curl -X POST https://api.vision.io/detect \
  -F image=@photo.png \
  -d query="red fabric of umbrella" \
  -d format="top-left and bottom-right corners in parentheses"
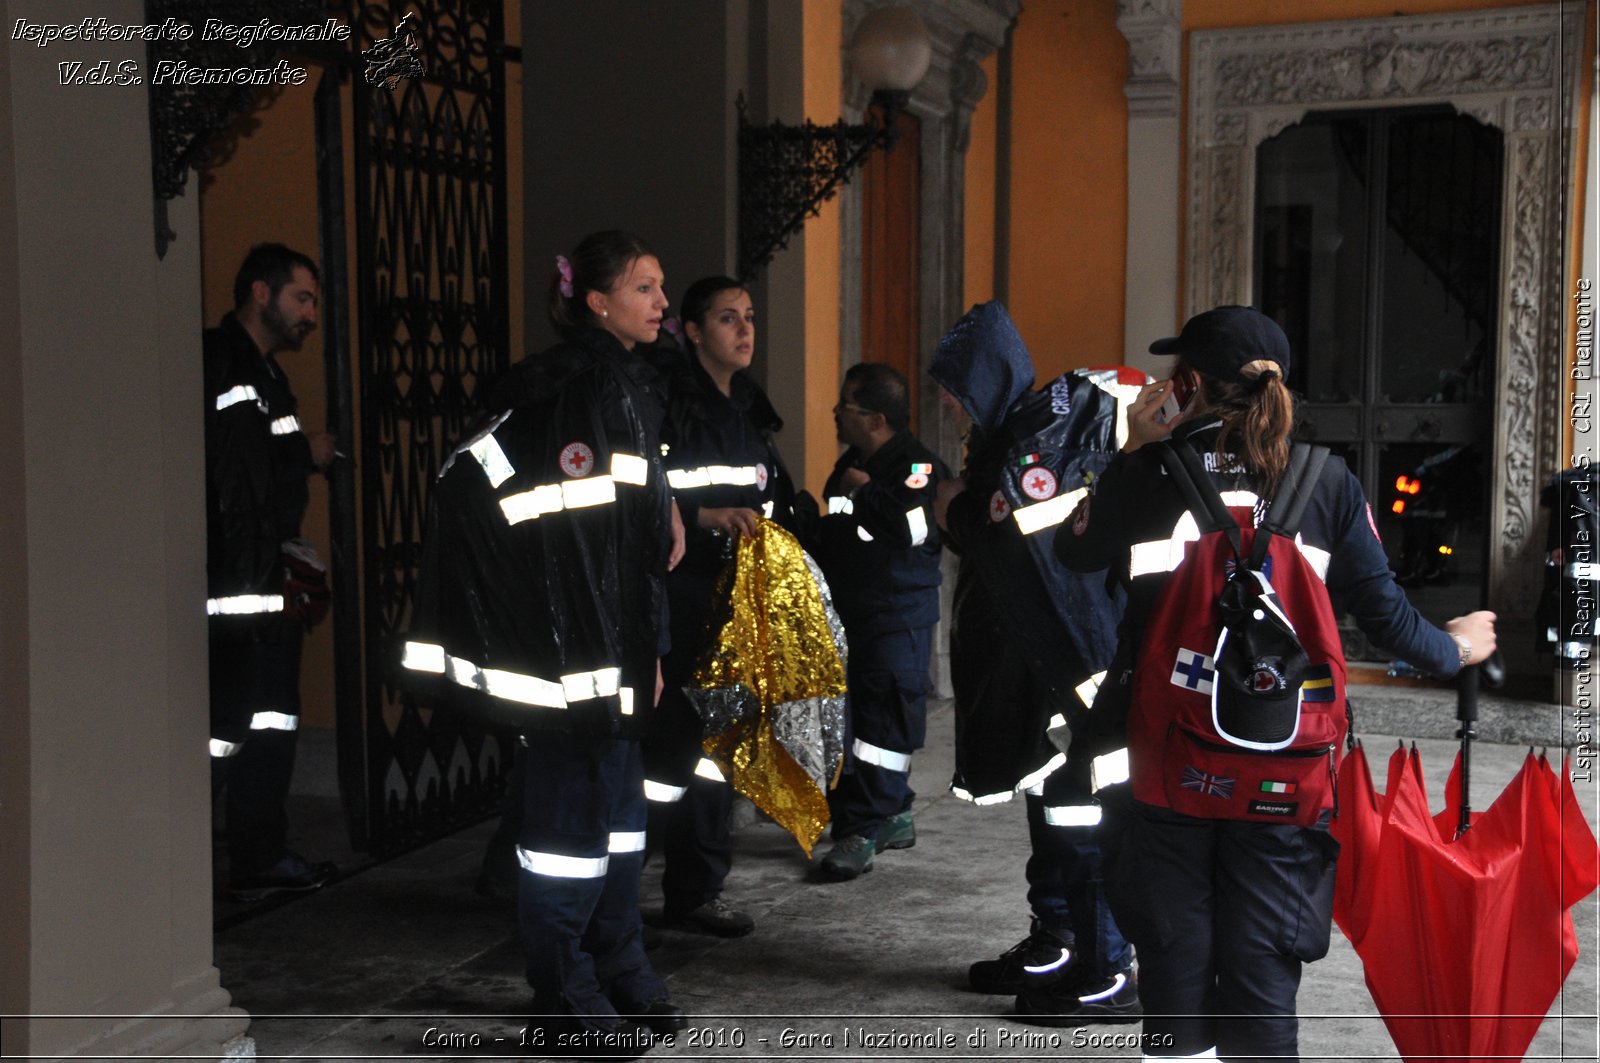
top-left (1332, 742), bottom-right (1599, 1063)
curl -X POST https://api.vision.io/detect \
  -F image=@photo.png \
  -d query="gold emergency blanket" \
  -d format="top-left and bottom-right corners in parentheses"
top-left (688, 520), bottom-right (848, 855)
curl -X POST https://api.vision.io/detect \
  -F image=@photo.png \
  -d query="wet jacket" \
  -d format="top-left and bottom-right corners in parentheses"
top-left (931, 313), bottom-right (1137, 793)
top-left (654, 348), bottom-right (796, 652)
top-left (402, 326), bottom-right (674, 738)
top-left (1054, 416), bottom-right (1461, 756)
top-left (815, 431), bottom-right (947, 639)
top-left (204, 313), bottom-right (315, 638)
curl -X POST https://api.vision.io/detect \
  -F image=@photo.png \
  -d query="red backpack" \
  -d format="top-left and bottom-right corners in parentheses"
top-left (1127, 441), bottom-right (1346, 827)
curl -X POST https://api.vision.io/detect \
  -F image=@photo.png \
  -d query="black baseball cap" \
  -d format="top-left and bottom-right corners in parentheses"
top-left (1148, 305), bottom-right (1290, 383)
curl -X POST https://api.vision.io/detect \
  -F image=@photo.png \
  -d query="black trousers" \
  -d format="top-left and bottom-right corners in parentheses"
top-left (210, 622), bottom-right (302, 877)
top-left (1098, 788), bottom-right (1339, 1063)
top-left (641, 660), bottom-right (732, 913)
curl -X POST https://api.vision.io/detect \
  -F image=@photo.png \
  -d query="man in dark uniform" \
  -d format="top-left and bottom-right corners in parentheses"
top-left (204, 243), bottom-right (337, 901)
top-left (811, 363), bottom-right (947, 880)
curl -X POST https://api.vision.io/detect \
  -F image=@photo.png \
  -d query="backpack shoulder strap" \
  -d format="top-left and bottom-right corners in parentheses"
top-left (1157, 439), bottom-right (1242, 557)
top-left (1248, 443), bottom-right (1331, 570)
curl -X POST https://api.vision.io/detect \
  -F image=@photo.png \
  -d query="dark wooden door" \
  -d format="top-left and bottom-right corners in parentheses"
top-left (860, 106), bottom-right (921, 428)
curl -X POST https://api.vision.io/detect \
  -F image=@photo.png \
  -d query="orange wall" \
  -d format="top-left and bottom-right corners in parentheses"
top-left (1004, 0), bottom-right (1129, 380)
top-left (964, 52), bottom-right (999, 310)
top-left (1184, 0), bottom-right (1552, 29)
top-left (803, 0), bottom-right (845, 493)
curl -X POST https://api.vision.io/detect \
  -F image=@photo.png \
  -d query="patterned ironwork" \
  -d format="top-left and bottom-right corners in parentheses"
top-left (145, 0), bottom-right (328, 255)
top-left (333, 0), bottom-right (514, 853)
top-left (737, 91), bottom-right (906, 280)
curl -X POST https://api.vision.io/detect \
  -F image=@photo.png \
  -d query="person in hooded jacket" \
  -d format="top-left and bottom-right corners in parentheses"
top-left (928, 301), bottom-right (1139, 1024)
top-left (1054, 305), bottom-right (1497, 1063)
top-left (402, 231), bottom-right (688, 1054)
top-left (809, 362), bottom-right (948, 879)
top-left (642, 275), bottom-right (797, 937)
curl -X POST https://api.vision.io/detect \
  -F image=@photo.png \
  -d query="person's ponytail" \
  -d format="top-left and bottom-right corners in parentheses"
top-left (1208, 359), bottom-right (1295, 497)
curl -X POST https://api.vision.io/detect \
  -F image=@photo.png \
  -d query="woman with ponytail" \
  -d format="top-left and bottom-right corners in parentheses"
top-left (1053, 306), bottom-right (1495, 1062)
top-left (407, 230), bottom-right (686, 1049)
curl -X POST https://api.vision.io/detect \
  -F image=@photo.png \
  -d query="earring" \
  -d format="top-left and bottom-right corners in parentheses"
top-left (602, 310), bottom-right (608, 318)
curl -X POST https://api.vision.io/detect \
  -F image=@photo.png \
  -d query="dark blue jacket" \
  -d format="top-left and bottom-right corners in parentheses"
top-left (203, 313), bottom-right (316, 639)
top-left (655, 347), bottom-right (795, 656)
top-left (403, 326), bottom-right (674, 738)
top-left (1055, 416), bottom-right (1461, 737)
top-left (815, 430), bottom-right (947, 639)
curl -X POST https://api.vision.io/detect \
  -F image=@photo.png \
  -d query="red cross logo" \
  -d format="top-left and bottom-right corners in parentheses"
top-left (755, 463), bottom-right (768, 490)
top-left (559, 441), bottom-right (595, 478)
top-left (1021, 467), bottom-right (1058, 501)
top-left (989, 491), bottom-right (1010, 522)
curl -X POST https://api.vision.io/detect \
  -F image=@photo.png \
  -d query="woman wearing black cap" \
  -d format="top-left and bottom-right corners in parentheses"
top-left (1053, 306), bottom-right (1496, 1062)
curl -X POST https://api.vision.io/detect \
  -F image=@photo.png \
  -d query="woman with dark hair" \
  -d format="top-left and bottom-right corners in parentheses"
top-left (643, 275), bottom-right (796, 937)
top-left (404, 230), bottom-right (686, 1050)
top-left (1054, 306), bottom-right (1496, 1062)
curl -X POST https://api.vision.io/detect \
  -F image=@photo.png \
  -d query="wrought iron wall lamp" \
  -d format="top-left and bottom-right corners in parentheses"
top-left (736, 5), bottom-right (932, 280)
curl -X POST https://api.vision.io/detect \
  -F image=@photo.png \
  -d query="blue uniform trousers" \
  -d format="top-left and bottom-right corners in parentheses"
top-left (1024, 760), bottom-right (1133, 978)
top-left (828, 627), bottom-right (932, 840)
top-left (1099, 787), bottom-right (1339, 1063)
top-left (518, 733), bottom-right (666, 1028)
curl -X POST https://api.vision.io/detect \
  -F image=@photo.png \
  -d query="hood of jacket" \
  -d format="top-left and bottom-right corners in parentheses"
top-left (930, 301), bottom-right (1036, 433)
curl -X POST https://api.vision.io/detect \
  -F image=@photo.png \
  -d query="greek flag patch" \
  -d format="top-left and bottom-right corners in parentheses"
top-left (1170, 647), bottom-right (1214, 695)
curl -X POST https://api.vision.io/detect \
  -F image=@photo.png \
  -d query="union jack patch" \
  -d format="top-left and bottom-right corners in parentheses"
top-left (1181, 765), bottom-right (1234, 799)
top-left (1224, 555), bottom-right (1273, 581)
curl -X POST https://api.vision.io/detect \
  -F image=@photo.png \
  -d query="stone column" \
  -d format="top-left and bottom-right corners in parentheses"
top-left (1116, 0), bottom-right (1182, 373)
top-left (0, 0), bottom-right (249, 1057)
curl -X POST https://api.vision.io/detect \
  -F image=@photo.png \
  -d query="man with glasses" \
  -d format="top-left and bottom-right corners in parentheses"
top-left (809, 363), bottom-right (948, 879)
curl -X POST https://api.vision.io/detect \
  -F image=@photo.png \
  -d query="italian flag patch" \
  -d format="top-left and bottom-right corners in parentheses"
top-left (1260, 781), bottom-right (1297, 794)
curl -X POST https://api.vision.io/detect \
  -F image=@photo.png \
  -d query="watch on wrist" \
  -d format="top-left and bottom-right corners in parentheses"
top-left (1450, 631), bottom-right (1472, 668)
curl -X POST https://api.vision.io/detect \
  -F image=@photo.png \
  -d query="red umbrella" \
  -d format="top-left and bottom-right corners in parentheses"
top-left (1333, 739), bottom-right (1598, 1063)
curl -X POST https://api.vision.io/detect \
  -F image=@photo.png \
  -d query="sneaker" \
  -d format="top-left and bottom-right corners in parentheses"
top-left (1015, 965), bottom-right (1142, 1026)
top-left (663, 896), bottom-right (755, 937)
top-left (228, 852), bottom-right (336, 903)
top-left (968, 924), bottom-right (1074, 994)
top-left (818, 834), bottom-right (875, 879)
top-left (875, 811), bottom-right (916, 852)
top-left (621, 1000), bottom-right (688, 1037)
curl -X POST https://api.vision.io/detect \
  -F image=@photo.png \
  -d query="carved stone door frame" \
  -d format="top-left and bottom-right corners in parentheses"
top-left (1186, 4), bottom-right (1585, 620)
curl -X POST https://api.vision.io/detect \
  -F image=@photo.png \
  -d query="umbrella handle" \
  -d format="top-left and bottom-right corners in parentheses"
top-left (1453, 650), bottom-right (1504, 838)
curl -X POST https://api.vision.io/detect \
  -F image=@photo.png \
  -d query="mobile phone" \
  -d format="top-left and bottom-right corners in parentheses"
top-left (1156, 369), bottom-right (1198, 424)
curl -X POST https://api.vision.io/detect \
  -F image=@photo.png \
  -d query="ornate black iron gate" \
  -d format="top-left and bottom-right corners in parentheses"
top-left (319, 0), bottom-right (515, 853)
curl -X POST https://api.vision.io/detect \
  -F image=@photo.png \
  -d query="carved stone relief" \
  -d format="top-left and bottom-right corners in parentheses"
top-left (1188, 4), bottom-right (1583, 619)
top-left (1117, 0), bottom-right (1180, 117)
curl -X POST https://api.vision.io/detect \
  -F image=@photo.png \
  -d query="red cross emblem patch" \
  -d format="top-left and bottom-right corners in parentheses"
top-left (755, 463), bottom-right (768, 490)
top-left (559, 441), bottom-right (595, 478)
top-left (989, 491), bottom-right (1010, 522)
top-left (1020, 466), bottom-right (1058, 501)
